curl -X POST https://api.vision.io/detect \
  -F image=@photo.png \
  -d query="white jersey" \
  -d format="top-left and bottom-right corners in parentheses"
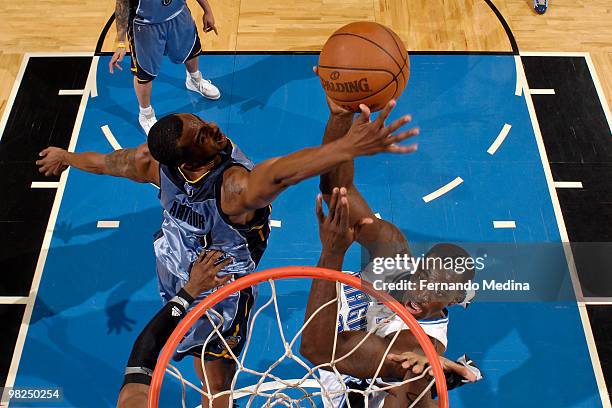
top-left (317, 272), bottom-right (449, 408)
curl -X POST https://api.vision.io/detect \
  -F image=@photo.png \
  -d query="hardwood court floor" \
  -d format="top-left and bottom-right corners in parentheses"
top-left (0, 0), bottom-right (610, 117)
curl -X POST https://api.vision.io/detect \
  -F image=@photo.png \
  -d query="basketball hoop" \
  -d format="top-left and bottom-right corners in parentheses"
top-left (148, 266), bottom-right (449, 408)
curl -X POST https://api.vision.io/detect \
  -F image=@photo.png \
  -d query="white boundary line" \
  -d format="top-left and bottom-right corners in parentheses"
top-left (22, 51), bottom-right (95, 57)
top-left (585, 54), bottom-right (612, 134)
top-left (487, 123), bottom-right (512, 155)
top-left (520, 51), bottom-right (590, 57)
top-left (0, 297), bottom-right (29, 305)
top-left (518, 54), bottom-right (611, 408)
top-left (30, 181), bottom-right (60, 189)
top-left (0, 55), bottom-right (30, 143)
top-left (514, 55), bottom-right (523, 96)
top-left (2, 55), bottom-right (98, 407)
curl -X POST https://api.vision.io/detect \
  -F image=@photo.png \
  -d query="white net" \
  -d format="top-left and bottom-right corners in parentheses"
top-left (153, 276), bottom-right (442, 408)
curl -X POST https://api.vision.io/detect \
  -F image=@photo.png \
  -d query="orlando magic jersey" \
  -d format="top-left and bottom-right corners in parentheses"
top-left (155, 140), bottom-right (271, 285)
top-left (318, 269), bottom-right (449, 408)
top-left (130, 0), bottom-right (186, 24)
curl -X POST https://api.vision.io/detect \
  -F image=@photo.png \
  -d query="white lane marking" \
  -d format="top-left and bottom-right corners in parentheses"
top-left (487, 124), bottom-right (512, 155)
top-left (270, 220), bottom-right (282, 228)
top-left (0, 55), bottom-right (29, 143)
top-left (530, 89), bottom-right (556, 95)
top-left (554, 181), bottom-right (583, 189)
top-left (514, 55), bottom-right (523, 96)
top-left (58, 89), bottom-right (84, 96)
top-left (422, 177), bottom-right (464, 203)
top-left (493, 220), bottom-right (516, 229)
top-left (101, 124), bottom-right (122, 150)
top-left (31, 181), bottom-right (60, 189)
top-left (90, 58), bottom-right (98, 98)
top-left (518, 55), bottom-right (611, 408)
top-left (97, 220), bottom-right (120, 228)
top-left (0, 297), bottom-right (29, 305)
top-left (3, 55), bottom-right (99, 407)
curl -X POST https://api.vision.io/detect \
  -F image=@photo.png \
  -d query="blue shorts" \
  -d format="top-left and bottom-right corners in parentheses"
top-left (155, 236), bottom-right (256, 361)
top-left (128, 6), bottom-right (202, 83)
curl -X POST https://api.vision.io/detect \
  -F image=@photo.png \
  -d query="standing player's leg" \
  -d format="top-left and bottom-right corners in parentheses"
top-left (166, 7), bottom-right (220, 100)
top-left (128, 19), bottom-right (164, 134)
top-left (194, 358), bottom-right (236, 407)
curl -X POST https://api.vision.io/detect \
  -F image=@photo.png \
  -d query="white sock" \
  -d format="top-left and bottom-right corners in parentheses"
top-left (188, 70), bottom-right (202, 81)
top-left (139, 105), bottom-right (154, 116)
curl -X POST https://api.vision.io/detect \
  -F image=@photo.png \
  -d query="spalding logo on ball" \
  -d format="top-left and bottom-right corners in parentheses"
top-left (318, 21), bottom-right (410, 112)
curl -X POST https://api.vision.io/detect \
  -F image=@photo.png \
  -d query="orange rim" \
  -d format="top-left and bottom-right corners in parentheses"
top-left (148, 266), bottom-right (449, 408)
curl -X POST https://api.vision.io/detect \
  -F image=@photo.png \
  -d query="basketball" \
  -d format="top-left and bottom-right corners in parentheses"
top-left (318, 21), bottom-right (410, 112)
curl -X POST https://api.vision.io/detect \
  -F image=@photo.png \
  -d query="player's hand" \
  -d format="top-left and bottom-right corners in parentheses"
top-left (109, 48), bottom-right (127, 74)
top-left (312, 67), bottom-right (354, 119)
top-left (316, 187), bottom-right (373, 256)
top-left (203, 12), bottom-right (218, 35)
top-left (339, 100), bottom-right (419, 156)
top-left (184, 250), bottom-right (233, 297)
top-left (387, 352), bottom-right (479, 382)
top-left (387, 352), bottom-right (429, 375)
top-left (36, 147), bottom-right (69, 176)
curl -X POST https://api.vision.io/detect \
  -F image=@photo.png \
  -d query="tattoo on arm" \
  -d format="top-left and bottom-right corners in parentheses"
top-left (115, 0), bottom-right (129, 41)
top-left (104, 148), bottom-right (140, 180)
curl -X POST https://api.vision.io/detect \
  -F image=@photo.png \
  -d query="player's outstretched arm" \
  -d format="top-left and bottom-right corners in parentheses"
top-left (117, 251), bottom-right (231, 408)
top-left (36, 143), bottom-right (161, 186)
top-left (221, 100), bottom-right (419, 216)
top-left (300, 189), bottom-right (406, 378)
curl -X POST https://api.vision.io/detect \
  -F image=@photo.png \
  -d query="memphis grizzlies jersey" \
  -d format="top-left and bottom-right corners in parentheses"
top-left (155, 140), bottom-right (271, 283)
top-left (130, 0), bottom-right (186, 24)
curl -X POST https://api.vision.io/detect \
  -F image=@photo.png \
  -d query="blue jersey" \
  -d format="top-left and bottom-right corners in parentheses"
top-left (154, 140), bottom-right (271, 284)
top-left (131, 0), bottom-right (186, 24)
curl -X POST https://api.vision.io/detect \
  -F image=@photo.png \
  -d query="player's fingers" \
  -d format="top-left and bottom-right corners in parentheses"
top-left (384, 127), bottom-right (419, 145)
top-left (354, 104), bottom-right (371, 124)
top-left (386, 353), bottom-right (405, 362)
top-left (215, 273), bottom-right (232, 286)
top-left (315, 194), bottom-right (326, 224)
top-left (327, 187), bottom-right (340, 221)
top-left (382, 115), bottom-right (412, 136)
top-left (443, 360), bottom-right (476, 382)
top-left (373, 99), bottom-right (396, 128)
top-left (207, 251), bottom-right (224, 266)
top-left (213, 26), bottom-right (219, 35)
top-left (196, 250), bottom-right (210, 264)
top-left (386, 143), bottom-right (418, 154)
top-left (39, 148), bottom-right (49, 157)
top-left (337, 196), bottom-right (349, 228)
top-left (115, 61), bottom-right (123, 71)
top-left (213, 257), bottom-right (232, 273)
